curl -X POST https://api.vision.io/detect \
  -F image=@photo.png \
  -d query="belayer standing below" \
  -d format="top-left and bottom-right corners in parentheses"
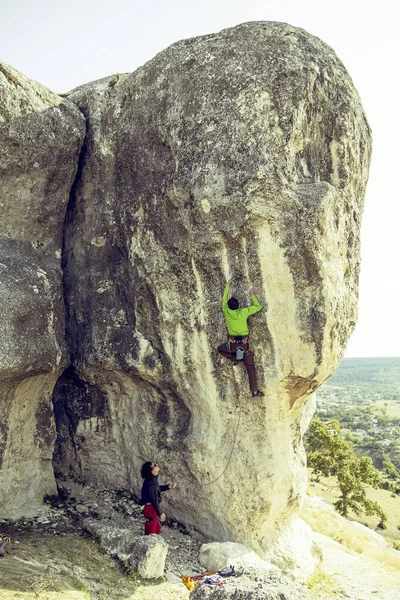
top-left (218, 278), bottom-right (264, 397)
top-left (140, 461), bottom-right (177, 535)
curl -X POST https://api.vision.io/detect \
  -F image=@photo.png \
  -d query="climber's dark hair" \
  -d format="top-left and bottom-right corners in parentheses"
top-left (228, 297), bottom-right (239, 310)
top-left (141, 461), bottom-right (154, 478)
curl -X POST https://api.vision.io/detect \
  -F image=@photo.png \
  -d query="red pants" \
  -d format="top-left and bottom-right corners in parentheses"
top-left (143, 504), bottom-right (161, 535)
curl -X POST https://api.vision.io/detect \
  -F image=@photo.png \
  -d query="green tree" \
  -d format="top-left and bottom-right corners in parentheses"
top-left (380, 453), bottom-right (400, 479)
top-left (307, 418), bottom-right (386, 523)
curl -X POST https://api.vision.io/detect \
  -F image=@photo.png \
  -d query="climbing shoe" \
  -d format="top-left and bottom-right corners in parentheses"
top-left (251, 390), bottom-right (264, 397)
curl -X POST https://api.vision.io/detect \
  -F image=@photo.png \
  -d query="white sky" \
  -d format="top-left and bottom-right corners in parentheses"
top-left (1, 0), bottom-right (399, 358)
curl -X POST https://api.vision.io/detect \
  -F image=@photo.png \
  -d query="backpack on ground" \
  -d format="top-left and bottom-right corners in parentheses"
top-left (0, 534), bottom-right (10, 557)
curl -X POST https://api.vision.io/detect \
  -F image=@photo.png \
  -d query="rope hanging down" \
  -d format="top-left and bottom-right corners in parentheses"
top-left (189, 405), bottom-right (242, 488)
top-left (192, 371), bottom-right (245, 487)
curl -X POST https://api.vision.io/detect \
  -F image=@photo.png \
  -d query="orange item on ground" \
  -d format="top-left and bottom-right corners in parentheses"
top-left (181, 575), bottom-right (198, 590)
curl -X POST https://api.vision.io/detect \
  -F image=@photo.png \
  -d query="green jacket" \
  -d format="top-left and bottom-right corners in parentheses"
top-left (222, 284), bottom-right (262, 336)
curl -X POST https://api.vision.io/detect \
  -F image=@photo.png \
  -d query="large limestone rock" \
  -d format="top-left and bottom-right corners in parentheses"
top-left (265, 517), bottom-right (322, 581)
top-left (0, 20), bottom-right (371, 552)
top-left (200, 521), bottom-right (322, 583)
top-left (199, 541), bottom-right (274, 572)
top-left (83, 519), bottom-right (168, 578)
top-left (0, 62), bottom-right (85, 516)
top-left (52, 21), bottom-right (371, 552)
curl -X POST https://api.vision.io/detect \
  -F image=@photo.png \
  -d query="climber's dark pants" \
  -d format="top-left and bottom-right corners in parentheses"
top-left (217, 339), bottom-right (258, 393)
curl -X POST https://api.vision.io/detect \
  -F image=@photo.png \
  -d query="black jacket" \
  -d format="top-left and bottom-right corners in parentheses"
top-left (141, 475), bottom-right (170, 516)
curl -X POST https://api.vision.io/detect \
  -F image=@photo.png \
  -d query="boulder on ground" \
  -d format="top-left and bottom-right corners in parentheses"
top-left (199, 541), bottom-right (271, 572)
top-left (265, 517), bottom-right (322, 582)
top-left (127, 534), bottom-right (169, 579)
top-left (84, 519), bottom-right (135, 558)
top-left (190, 566), bottom-right (308, 600)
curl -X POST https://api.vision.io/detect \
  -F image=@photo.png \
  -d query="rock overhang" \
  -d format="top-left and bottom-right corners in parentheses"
top-left (0, 22), bottom-right (371, 550)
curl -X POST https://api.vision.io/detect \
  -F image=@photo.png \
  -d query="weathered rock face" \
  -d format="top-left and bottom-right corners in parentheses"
top-left (1, 20), bottom-right (371, 552)
top-left (0, 62), bottom-right (85, 516)
top-left (51, 21), bottom-right (371, 553)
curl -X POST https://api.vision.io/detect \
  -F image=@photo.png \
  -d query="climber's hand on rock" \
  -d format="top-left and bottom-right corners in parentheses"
top-left (249, 287), bottom-right (255, 296)
top-left (169, 482), bottom-right (177, 489)
top-left (160, 513), bottom-right (166, 521)
top-left (227, 278), bottom-right (233, 285)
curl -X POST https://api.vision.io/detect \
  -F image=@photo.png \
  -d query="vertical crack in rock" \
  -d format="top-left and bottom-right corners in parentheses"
top-left (53, 110), bottom-right (93, 482)
top-left (61, 107), bottom-right (89, 365)
top-left (0, 60), bottom-right (86, 516)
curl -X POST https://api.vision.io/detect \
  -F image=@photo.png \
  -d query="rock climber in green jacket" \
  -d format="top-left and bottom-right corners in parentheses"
top-left (218, 278), bottom-right (264, 397)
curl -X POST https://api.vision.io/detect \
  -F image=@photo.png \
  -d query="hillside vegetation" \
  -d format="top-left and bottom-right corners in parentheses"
top-left (310, 357), bottom-right (400, 548)
top-left (317, 357), bottom-right (400, 470)
top-left (326, 357), bottom-right (400, 396)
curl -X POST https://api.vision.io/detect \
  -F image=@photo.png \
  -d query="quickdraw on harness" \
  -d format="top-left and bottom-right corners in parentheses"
top-left (0, 534), bottom-right (10, 558)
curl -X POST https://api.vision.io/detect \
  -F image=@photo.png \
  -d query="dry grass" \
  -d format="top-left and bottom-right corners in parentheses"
top-left (307, 471), bottom-right (400, 545)
top-left (0, 524), bottom-right (191, 600)
top-left (305, 567), bottom-right (335, 598)
top-left (303, 482), bottom-right (400, 572)
top-left (0, 528), bottom-right (188, 600)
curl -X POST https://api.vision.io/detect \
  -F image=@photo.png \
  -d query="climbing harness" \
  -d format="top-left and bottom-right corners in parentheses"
top-left (229, 337), bottom-right (248, 360)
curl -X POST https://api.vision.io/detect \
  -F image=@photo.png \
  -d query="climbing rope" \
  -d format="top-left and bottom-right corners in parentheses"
top-left (165, 403), bottom-right (243, 590)
top-left (192, 406), bottom-right (242, 487)
top-left (191, 368), bottom-right (245, 488)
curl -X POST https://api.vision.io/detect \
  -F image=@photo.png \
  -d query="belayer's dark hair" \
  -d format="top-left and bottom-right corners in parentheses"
top-left (141, 461), bottom-right (154, 478)
top-left (228, 297), bottom-right (239, 310)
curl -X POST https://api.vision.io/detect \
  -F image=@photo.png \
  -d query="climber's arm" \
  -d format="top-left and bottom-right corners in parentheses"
top-left (222, 280), bottom-right (232, 312)
top-left (160, 483), bottom-right (177, 492)
top-left (245, 288), bottom-right (262, 316)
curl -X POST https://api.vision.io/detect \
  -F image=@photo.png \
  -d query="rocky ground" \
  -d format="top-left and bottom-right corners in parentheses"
top-left (2, 484), bottom-right (400, 600)
top-left (0, 481), bottom-right (203, 599)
